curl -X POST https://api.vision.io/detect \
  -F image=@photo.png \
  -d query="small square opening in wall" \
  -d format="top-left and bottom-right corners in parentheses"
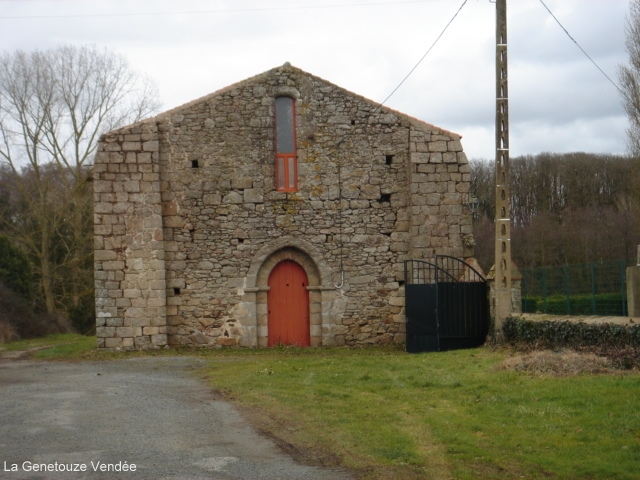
top-left (173, 287), bottom-right (181, 295)
top-left (385, 154), bottom-right (394, 165)
top-left (191, 159), bottom-right (199, 168)
top-left (378, 194), bottom-right (391, 204)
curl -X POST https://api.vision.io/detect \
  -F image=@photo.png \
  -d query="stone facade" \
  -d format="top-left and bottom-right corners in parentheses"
top-left (94, 63), bottom-right (472, 349)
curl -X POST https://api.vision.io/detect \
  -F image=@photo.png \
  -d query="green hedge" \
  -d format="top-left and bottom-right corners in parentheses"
top-left (503, 316), bottom-right (640, 349)
top-left (521, 293), bottom-right (626, 316)
top-left (521, 296), bottom-right (542, 313)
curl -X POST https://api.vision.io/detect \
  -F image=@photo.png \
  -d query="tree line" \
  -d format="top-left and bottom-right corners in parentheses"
top-left (470, 153), bottom-right (640, 272)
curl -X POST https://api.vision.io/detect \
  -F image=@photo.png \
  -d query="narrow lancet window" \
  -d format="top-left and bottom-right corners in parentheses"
top-left (275, 96), bottom-right (297, 192)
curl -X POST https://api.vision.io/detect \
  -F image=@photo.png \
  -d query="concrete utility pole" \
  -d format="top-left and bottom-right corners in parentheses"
top-left (494, 0), bottom-right (512, 330)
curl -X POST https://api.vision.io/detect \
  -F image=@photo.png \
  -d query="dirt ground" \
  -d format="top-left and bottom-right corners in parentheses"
top-left (497, 349), bottom-right (638, 376)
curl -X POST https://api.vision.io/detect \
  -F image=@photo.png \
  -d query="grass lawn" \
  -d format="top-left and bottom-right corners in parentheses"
top-left (0, 333), bottom-right (97, 357)
top-left (200, 347), bottom-right (640, 480)
top-left (2, 336), bottom-right (639, 479)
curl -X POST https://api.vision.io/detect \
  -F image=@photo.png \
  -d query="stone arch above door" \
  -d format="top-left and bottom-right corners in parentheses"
top-left (246, 236), bottom-right (332, 290)
top-left (242, 236), bottom-right (339, 347)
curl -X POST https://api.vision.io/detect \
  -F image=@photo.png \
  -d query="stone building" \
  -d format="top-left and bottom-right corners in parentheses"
top-left (94, 63), bottom-right (472, 349)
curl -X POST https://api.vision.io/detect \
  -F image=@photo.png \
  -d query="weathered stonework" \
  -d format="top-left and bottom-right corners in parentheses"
top-left (94, 63), bottom-right (472, 349)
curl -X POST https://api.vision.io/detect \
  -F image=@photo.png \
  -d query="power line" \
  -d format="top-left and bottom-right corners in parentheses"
top-left (332, 0), bottom-right (467, 286)
top-left (374, 0), bottom-right (469, 111)
top-left (0, 0), bottom-right (434, 20)
top-left (538, 0), bottom-right (624, 96)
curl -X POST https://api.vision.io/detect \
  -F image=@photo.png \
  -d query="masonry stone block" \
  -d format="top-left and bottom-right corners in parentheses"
top-left (151, 334), bottom-right (168, 346)
top-left (448, 140), bottom-right (463, 152)
top-left (223, 191), bottom-right (243, 204)
top-left (443, 152), bottom-right (457, 163)
top-left (411, 152), bottom-right (429, 164)
top-left (143, 140), bottom-right (159, 152)
top-left (104, 143), bottom-right (121, 152)
top-left (122, 142), bottom-right (141, 151)
top-left (104, 337), bottom-right (123, 348)
top-left (102, 261), bottom-right (125, 271)
top-left (428, 141), bottom-right (447, 152)
top-left (134, 336), bottom-right (151, 347)
top-left (96, 326), bottom-right (116, 338)
top-left (244, 188), bottom-right (264, 203)
top-left (94, 250), bottom-right (117, 261)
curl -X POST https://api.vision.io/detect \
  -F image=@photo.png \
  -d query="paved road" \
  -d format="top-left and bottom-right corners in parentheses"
top-left (0, 357), bottom-right (353, 480)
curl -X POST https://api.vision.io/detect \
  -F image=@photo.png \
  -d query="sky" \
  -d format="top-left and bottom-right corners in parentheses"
top-left (0, 0), bottom-right (632, 160)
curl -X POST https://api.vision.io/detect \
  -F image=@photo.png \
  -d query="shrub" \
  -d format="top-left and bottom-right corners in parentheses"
top-left (0, 236), bottom-right (33, 301)
top-left (0, 319), bottom-right (17, 343)
top-left (67, 296), bottom-right (96, 335)
top-left (540, 293), bottom-right (625, 316)
top-left (521, 296), bottom-right (542, 313)
top-left (503, 316), bottom-right (640, 369)
top-left (503, 316), bottom-right (640, 348)
top-left (0, 282), bottom-right (72, 341)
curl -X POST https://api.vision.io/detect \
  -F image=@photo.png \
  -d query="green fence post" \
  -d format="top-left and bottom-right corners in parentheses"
top-left (543, 268), bottom-right (547, 313)
top-left (521, 272), bottom-right (526, 312)
top-left (622, 260), bottom-right (628, 317)
top-left (591, 263), bottom-right (596, 315)
top-left (565, 265), bottom-right (571, 315)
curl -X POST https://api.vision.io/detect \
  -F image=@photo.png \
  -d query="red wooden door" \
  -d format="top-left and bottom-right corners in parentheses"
top-left (268, 260), bottom-right (310, 347)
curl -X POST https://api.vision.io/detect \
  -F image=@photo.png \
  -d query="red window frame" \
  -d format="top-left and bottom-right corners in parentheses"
top-left (275, 153), bottom-right (298, 192)
top-left (275, 96), bottom-right (298, 192)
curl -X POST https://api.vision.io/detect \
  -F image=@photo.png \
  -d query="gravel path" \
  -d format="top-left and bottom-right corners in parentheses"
top-left (0, 357), bottom-right (353, 480)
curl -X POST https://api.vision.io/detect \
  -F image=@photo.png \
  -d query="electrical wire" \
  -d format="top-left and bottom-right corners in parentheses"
top-left (331, 0), bottom-right (468, 288)
top-left (373, 0), bottom-right (469, 113)
top-left (538, 0), bottom-right (624, 96)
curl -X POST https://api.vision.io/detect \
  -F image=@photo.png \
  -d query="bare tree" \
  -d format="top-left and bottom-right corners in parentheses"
top-left (469, 159), bottom-right (495, 220)
top-left (619, 0), bottom-right (640, 155)
top-left (0, 45), bottom-right (161, 323)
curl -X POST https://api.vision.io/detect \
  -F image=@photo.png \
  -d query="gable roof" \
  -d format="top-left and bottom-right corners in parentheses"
top-left (112, 63), bottom-right (461, 139)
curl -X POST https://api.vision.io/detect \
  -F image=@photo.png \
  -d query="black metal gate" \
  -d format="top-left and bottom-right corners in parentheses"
top-left (404, 256), bottom-right (489, 353)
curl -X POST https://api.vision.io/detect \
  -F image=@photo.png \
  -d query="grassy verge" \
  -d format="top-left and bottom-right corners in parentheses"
top-left (201, 347), bottom-right (640, 480)
top-left (0, 334), bottom-right (174, 360)
top-left (2, 336), bottom-right (639, 479)
top-left (0, 334), bottom-right (94, 356)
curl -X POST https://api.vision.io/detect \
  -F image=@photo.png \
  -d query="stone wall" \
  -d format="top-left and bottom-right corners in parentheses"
top-left (94, 64), bottom-right (472, 348)
top-left (94, 121), bottom-right (167, 349)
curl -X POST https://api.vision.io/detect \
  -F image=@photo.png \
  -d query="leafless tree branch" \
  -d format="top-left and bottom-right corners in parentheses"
top-left (0, 44), bottom-right (161, 320)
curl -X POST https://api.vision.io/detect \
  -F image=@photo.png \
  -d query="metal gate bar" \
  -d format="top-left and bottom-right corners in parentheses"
top-left (405, 256), bottom-right (489, 353)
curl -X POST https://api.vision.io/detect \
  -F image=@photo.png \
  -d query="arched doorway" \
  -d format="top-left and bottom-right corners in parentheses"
top-left (268, 260), bottom-right (310, 347)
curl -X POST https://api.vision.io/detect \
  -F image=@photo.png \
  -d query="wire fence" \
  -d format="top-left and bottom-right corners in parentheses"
top-left (521, 260), bottom-right (635, 316)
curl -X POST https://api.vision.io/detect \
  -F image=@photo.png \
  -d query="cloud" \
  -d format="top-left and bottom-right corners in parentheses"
top-left (0, 0), bottom-right (632, 159)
